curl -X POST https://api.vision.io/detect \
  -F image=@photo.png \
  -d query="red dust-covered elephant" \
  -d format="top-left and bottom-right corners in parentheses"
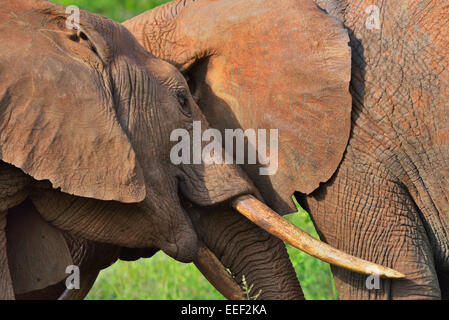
top-left (125, 0), bottom-right (448, 299)
top-left (1, 0), bottom-right (444, 300)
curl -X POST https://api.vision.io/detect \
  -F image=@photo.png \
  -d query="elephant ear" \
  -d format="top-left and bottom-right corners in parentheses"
top-left (125, 0), bottom-right (352, 213)
top-left (0, 1), bottom-right (146, 203)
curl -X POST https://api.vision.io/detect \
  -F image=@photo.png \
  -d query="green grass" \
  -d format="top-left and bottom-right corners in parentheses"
top-left (51, 0), bottom-right (337, 300)
top-left (52, 0), bottom-right (169, 22)
top-left (86, 252), bottom-right (225, 300)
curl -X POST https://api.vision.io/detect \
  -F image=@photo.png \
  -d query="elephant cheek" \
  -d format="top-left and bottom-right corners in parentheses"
top-left (27, 188), bottom-right (200, 262)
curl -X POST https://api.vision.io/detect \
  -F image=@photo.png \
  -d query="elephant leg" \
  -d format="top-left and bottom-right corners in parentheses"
top-left (57, 234), bottom-right (120, 300)
top-left (16, 235), bottom-right (117, 300)
top-left (14, 230), bottom-right (118, 300)
top-left (6, 199), bottom-right (74, 296)
top-left (303, 146), bottom-right (441, 300)
top-left (0, 210), bottom-right (14, 299)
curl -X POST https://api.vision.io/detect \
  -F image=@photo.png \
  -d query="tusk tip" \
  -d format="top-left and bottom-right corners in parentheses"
top-left (367, 266), bottom-right (406, 279)
top-left (385, 270), bottom-right (406, 279)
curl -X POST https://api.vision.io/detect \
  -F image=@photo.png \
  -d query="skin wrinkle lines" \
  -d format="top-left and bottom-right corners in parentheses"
top-left (3, 0), bottom-right (445, 301)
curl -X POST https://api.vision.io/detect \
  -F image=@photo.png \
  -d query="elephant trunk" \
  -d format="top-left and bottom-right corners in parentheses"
top-left (190, 205), bottom-right (304, 300)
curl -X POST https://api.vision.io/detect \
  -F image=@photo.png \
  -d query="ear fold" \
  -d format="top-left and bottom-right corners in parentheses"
top-left (0, 1), bottom-right (146, 203)
top-left (125, 0), bottom-right (352, 213)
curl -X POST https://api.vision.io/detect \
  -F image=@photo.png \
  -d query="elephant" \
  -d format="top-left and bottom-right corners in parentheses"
top-left (0, 0), bottom-right (402, 300)
top-left (124, 0), bottom-right (448, 299)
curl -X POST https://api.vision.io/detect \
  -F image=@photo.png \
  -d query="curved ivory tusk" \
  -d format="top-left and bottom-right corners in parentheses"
top-left (194, 245), bottom-right (246, 300)
top-left (232, 195), bottom-right (405, 279)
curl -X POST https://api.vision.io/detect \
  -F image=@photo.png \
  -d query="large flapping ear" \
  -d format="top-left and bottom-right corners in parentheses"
top-left (0, 1), bottom-right (146, 203)
top-left (125, 0), bottom-right (352, 213)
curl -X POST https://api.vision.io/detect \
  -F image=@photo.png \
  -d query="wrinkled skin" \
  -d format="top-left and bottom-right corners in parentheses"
top-left (125, 0), bottom-right (448, 299)
top-left (306, 0), bottom-right (449, 299)
top-left (0, 0), bottom-right (302, 299)
top-left (125, 0), bottom-right (356, 300)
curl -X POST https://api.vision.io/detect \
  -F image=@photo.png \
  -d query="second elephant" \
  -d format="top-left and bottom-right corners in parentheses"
top-left (125, 0), bottom-right (449, 299)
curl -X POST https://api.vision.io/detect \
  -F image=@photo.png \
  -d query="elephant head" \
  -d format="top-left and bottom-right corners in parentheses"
top-left (125, 0), bottom-right (449, 299)
top-left (124, 0), bottom-right (353, 214)
top-left (1, 0), bottom-right (255, 263)
top-left (0, 0), bottom-right (402, 300)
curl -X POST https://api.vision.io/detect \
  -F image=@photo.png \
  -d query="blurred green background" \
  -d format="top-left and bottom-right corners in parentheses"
top-left (51, 0), bottom-right (337, 300)
top-left (53, 0), bottom-right (169, 22)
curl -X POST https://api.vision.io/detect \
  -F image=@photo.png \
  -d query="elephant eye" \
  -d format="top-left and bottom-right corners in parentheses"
top-left (178, 95), bottom-right (186, 106)
top-left (177, 93), bottom-right (191, 116)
